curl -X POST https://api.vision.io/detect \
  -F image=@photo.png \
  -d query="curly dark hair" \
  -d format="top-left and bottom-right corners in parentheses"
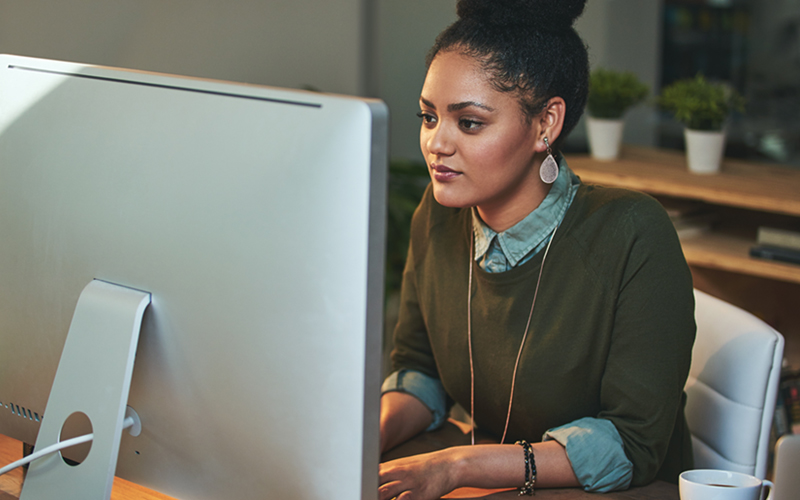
top-left (427, 0), bottom-right (589, 148)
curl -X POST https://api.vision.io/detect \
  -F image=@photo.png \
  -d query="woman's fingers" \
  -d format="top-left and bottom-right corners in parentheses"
top-left (379, 450), bottom-right (456, 500)
top-left (378, 479), bottom-right (403, 500)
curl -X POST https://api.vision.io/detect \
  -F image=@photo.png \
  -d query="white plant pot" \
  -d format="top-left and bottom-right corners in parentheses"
top-left (684, 128), bottom-right (726, 174)
top-left (586, 117), bottom-right (624, 161)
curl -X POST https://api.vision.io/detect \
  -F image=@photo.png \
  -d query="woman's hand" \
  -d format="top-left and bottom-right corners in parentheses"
top-left (379, 448), bottom-right (461, 500)
top-left (378, 441), bottom-right (580, 500)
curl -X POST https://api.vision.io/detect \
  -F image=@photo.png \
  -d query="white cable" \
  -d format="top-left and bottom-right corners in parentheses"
top-left (0, 415), bottom-right (135, 476)
top-left (467, 236), bottom-right (475, 447)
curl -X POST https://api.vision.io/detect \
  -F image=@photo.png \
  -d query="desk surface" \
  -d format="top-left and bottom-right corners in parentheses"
top-left (0, 434), bottom-right (172, 500)
top-left (1, 424), bottom-right (678, 500)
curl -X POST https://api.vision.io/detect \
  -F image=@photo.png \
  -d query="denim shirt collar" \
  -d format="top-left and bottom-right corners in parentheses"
top-left (472, 157), bottom-right (579, 269)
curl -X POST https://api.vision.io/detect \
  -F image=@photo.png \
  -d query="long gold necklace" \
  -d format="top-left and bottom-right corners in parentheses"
top-left (466, 223), bottom-right (559, 445)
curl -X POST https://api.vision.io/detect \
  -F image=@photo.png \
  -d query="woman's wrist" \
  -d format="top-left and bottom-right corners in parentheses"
top-left (429, 446), bottom-right (469, 493)
top-left (435, 444), bottom-right (523, 491)
top-left (436, 442), bottom-right (576, 491)
top-left (447, 446), bottom-right (470, 489)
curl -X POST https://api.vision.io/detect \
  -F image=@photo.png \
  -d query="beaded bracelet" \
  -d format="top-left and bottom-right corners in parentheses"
top-left (515, 440), bottom-right (536, 496)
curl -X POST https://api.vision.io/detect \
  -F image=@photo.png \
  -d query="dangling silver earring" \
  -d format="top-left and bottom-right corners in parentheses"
top-left (539, 137), bottom-right (559, 184)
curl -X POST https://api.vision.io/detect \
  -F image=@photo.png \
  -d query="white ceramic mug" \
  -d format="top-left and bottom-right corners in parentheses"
top-left (679, 469), bottom-right (773, 500)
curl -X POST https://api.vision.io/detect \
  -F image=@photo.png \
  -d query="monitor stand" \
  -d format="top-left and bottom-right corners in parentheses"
top-left (21, 279), bottom-right (150, 500)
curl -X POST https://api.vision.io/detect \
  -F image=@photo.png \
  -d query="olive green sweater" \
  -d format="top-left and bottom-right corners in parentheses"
top-left (391, 182), bottom-right (696, 486)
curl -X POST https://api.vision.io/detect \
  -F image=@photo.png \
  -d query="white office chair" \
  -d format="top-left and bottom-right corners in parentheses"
top-left (684, 289), bottom-right (784, 479)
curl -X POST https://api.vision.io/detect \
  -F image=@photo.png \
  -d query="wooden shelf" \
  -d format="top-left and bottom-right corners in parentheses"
top-left (680, 232), bottom-right (800, 284)
top-left (569, 146), bottom-right (800, 217)
top-left (569, 146), bottom-right (800, 285)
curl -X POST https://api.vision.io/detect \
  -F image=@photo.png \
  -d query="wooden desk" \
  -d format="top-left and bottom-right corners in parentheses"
top-left (383, 421), bottom-right (679, 500)
top-left (0, 423), bottom-right (678, 500)
top-left (0, 434), bottom-right (174, 500)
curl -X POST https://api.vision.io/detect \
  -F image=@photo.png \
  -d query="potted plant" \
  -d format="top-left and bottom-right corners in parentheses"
top-left (585, 68), bottom-right (649, 160)
top-left (383, 159), bottom-right (429, 371)
top-left (658, 74), bottom-right (745, 174)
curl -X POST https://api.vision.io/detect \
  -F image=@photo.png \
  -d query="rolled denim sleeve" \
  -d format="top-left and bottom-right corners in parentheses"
top-left (543, 417), bottom-right (633, 492)
top-left (381, 369), bottom-right (447, 431)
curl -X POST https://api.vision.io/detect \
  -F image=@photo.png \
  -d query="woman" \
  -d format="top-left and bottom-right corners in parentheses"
top-left (378, 1), bottom-right (696, 499)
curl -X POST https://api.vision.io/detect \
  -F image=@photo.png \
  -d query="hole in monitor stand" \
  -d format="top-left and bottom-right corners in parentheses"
top-left (59, 411), bottom-right (93, 466)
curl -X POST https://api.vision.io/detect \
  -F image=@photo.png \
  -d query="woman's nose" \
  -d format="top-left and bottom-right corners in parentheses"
top-left (424, 123), bottom-right (455, 157)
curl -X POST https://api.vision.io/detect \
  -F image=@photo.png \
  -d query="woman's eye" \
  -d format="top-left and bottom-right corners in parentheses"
top-left (459, 118), bottom-right (483, 130)
top-left (416, 111), bottom-right (436, 124)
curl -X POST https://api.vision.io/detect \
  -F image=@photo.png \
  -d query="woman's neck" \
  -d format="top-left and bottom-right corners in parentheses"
top-left (476, 180), bottom-right (552, 233)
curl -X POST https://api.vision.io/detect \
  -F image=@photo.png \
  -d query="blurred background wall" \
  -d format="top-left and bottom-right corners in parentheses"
top-left (1, 0), bottom-right (796, 163)
top-left (0, 0), bottom-right (370, 95)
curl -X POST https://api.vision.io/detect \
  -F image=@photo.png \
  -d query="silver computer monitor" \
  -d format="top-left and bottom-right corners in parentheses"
top-left (0, 54), bottom-right (387, 499)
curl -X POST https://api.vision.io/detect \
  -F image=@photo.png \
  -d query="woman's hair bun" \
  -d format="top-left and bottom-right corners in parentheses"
top-left (457, 0), bottom-right (586, 30)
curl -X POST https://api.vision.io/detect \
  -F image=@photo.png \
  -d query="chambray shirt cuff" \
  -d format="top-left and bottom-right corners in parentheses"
top-left (543, 417), bottom-right (633, 493)
top-left (381, 369), bottom-right (447, 432)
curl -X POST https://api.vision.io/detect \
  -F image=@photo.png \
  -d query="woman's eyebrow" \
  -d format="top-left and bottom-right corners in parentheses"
top-left (419, 97), bottom-right (495, 113)
top-left (420, 97), bottom-right (436, 109)
top-left (448, 101), bottom-right (494, 112)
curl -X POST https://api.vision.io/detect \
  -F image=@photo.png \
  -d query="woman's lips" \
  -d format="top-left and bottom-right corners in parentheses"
top-left (431, 163), bottom-right (460, 181)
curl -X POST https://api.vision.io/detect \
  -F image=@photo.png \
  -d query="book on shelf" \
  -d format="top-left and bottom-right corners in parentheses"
top-left (750, 245), bottom-right (800, 266)
top-left (661, 199), bottom-right (717, 240)
top-left (673, 213), bottom-right (717, 240)
top-left (758, 227), bottom-right (800, 251)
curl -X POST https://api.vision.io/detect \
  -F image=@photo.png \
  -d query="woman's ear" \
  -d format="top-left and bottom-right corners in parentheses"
top-left (535, 97), bottom-right (566, 153)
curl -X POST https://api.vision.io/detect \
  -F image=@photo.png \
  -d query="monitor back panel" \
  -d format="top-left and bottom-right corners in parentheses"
top-left (0, 55), bottom-right (387, 500)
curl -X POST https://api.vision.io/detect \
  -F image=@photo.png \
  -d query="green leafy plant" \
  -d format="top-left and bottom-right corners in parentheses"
top-left (658, 74), bottom-right (745, 131)
top-left (385, 159), bottom-right (429, 295)
top-left (587, 68), bottom-right (649, 119)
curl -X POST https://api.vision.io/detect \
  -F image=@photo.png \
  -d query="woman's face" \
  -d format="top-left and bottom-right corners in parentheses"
top-left (418, 50), bottom-right (549, 230)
